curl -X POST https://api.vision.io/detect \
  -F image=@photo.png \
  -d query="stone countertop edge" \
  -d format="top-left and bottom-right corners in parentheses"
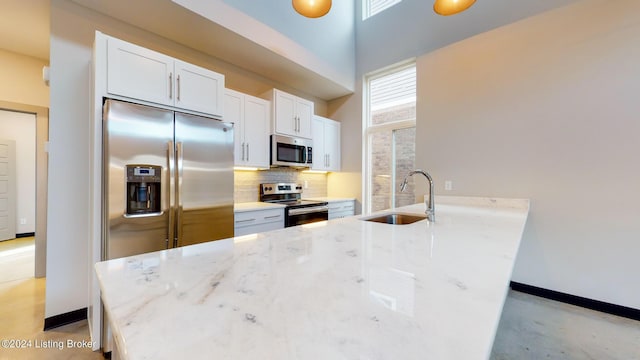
top-left (96, 196), bottom-right (530, 360)
top-left (433, 195), bottom-right (530, 211)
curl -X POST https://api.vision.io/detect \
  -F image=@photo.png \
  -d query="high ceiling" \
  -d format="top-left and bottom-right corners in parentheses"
top-left (0, 0), bottom-right (586, 99)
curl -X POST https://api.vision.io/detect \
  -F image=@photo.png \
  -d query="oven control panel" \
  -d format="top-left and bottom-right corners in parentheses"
top-left (261, 183), bottom-right (303, 195)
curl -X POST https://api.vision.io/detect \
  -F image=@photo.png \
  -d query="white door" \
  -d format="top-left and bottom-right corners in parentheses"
top-left (311, 116), bottom-right (325, 170)
top-left (175, 60), bottom-right (225, 117)
top-left (325, 119), bottom-right (341, 171)
top-left (0, 139), bottom-right (16, 241)
top-left (243, 96), bottom-right (270, 168)
top-left (274, 90), bottom-right (297, 136)
top-left (106, 36), bottom-right (175, 107)
top-left (224, 90), bottom-right (245, 165)
top-left (295, 97), bottom-right (313, 139)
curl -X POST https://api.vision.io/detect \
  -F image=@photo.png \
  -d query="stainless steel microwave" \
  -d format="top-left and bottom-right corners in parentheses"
top-left (271, 135), bottom-right (313, 168)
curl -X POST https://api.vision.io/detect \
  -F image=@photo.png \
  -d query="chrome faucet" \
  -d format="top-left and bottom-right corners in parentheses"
top-left (400, 170), bottom-right (435, 222)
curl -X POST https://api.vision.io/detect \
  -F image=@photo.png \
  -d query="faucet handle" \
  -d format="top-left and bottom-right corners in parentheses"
top-left (400, 177), bottom-right (409, 192)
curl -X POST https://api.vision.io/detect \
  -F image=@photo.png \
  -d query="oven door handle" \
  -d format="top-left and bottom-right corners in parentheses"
top-left (288, 206), bottom-right (329, 216)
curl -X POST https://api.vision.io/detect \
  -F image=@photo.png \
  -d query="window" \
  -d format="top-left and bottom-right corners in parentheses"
top-left (364, 62), bottom-right (416, 214)
top-left (363, 0), bottom-right (402, 20)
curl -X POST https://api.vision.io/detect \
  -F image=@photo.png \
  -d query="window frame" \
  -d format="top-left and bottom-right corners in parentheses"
top-left (363, 0), bottom-right (403, 20)
top-left (363, 60), bottom-right (417, 215)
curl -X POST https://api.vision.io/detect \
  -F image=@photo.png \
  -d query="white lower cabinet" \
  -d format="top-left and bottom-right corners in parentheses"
top-left (234, 208), bottom-right (284, 236)
top-left (328, 200), bottom-right (355, 220)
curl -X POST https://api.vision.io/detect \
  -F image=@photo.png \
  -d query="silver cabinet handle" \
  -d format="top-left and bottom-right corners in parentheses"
top-left (247, 143), bottom-right (250, 162)
top-left (264, 215), bottom-right (281, 220)
top-left (235, 218), bottom-right (256, 223)
top-left (169, 73), bottom-right (173, 99)
top-left (241, 142), bottom-right (245, 161)
top-left (177, 74), bottom-right (181, 101)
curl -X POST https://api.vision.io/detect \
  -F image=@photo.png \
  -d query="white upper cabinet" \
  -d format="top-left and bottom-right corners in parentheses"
top-left (105, 35), bottom-right (224, 118)
top-left (174, 60), bottom-right (224, 116)
top-left (264, 89), bottom-right (313, 139)
top-left (312, 115), bottom-right (341, 171)
top-left (225, 89), bottom-right (270, 169)
top-left (106, 37), bottom-right (174, 107)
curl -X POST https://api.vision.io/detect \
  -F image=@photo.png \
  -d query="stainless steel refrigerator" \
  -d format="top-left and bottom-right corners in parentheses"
top-left (102, 99), bottom-right (234, 261)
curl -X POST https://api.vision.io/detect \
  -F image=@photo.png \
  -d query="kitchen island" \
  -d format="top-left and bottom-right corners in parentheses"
top-left (95, 196), bottom-right (529, 360)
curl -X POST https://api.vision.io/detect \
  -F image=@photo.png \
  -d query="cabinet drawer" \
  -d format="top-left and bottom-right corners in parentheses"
top-left (328, 201), bottom-right (355, 212)
top-left (329, 210), bottom-right (355, 220)
top-left (235, 221), bottom-right (284, 237)
top-left (234, 208), bottom-right (284, 227)
top-left (328, 200), bottom-right (355, 220)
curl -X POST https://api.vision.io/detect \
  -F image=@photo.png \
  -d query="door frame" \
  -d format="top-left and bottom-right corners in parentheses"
top-left (0, 101), bottom-right (49, 278)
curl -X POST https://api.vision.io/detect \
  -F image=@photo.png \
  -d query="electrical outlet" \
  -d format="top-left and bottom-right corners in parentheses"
top-left (20, 218), bottom-right (27, 225)
top-left (444, 180), bottom-right (453, 191)
top-left (304, 180), bottom-right (309, 189)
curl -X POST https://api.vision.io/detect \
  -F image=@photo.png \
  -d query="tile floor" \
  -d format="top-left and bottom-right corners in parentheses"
top-left (1, 237), bottom-right (638, 359)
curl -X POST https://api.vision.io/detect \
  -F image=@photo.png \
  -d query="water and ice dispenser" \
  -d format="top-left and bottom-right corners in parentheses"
top-left (126, 165), bottom-right (162, 216)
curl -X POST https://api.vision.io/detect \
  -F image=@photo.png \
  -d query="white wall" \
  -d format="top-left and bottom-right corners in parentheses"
top-left (327, 91), bottom-right (363, 214)
top-left (0, 110), bottom-right (36, 235)
top-left (415, 0), bottom-right (640, 309)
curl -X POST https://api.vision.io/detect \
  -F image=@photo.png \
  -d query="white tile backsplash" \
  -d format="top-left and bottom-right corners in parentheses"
top-left (234, 168), bottom-right (327, 203)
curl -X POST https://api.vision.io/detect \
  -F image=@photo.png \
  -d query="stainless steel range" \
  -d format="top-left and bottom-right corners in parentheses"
top-left (260, 183), bottom-right (328, 227)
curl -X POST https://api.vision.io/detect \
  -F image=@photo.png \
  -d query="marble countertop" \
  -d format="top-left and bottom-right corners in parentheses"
top-left (233, 202), bottom-right (286, 213)
top-left (96, 196), bottom-right (529, 360)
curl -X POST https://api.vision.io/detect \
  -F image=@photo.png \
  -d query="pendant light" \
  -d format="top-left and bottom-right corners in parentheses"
top-left (433, 0), bottom-right (476, 16)
top-left (292, 0), bottom-right (332, 18)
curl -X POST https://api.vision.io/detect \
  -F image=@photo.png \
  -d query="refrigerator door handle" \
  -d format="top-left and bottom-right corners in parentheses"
top-left (167, 140), bottom-right (175, 249)
top-left (175, 141), bottom-right (184, 248)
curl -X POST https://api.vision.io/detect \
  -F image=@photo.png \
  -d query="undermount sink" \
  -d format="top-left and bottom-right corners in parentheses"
top-left (361, 213), bottom-right (427, 225)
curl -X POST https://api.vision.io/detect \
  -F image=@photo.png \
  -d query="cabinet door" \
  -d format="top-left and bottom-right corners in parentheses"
top-left (224, 90), bottom-right (244, 166)
top-left (273, 90), bottom-right (297, 136)
top-left (325, 119), bottom-right (341, 171)
top-left (175, 60), bottom-right (224, 117)
top-left (295, 98), bottom-right (313, 139)
top-left (243, 96), bottom-right (270, 168)
top-left (311, 117), bottom-right (326, 170)
top-left (107, 37), bottom-right (174, 106)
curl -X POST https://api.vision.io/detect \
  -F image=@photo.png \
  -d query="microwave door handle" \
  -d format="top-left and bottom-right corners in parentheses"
top-left (303, 146), bottom-right (307, 164)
